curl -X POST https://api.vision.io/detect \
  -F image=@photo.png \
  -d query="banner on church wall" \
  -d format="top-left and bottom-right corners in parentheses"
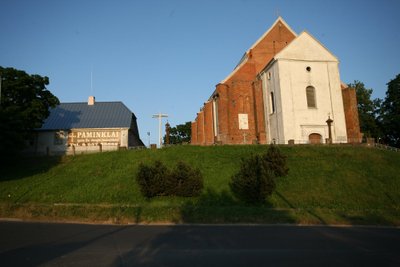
top-left (238, 114), bottom-right (249, 130)
top-left (68, 130), bottom-right (120, 145)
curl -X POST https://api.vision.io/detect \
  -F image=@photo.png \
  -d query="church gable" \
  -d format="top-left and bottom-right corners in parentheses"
top-left (274, 31), bottom-right (338, 62)
top-left (220, 17), bottom-right (297, 84)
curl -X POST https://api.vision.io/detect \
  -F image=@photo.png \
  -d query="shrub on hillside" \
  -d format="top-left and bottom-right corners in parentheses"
top-left (136, 160), bottom-right (203, 198)
top-left (136, 160), bottom-right (172, 198)
top-left (262, 144), bottom-right (289, 177)
top-left (230, 154), bottom-right (276, 204)
top-left (170, 161), bottom-right (203, 197)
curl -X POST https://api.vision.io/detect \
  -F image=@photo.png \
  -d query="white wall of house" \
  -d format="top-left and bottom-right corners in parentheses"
top-left (33, 128), bottom-right (130, 155)
top-left (261, 31), bottom-right (348, 144)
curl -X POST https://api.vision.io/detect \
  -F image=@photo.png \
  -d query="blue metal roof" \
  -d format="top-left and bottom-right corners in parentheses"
top-left (40, 101), bottom-right (136, 130)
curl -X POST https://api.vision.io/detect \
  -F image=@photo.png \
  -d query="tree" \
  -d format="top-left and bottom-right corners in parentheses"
top-left (262, 144), bottom-right (289, 177)
top-left (349, 81), bottom-right (381, 139)
top-left (136, 160), bottom-right (203, 198)
top-left (380, 74), bottom-right (400, 147)
top-left (230, 154), bottom-right (276, 204)
top-left (164, 121), bottom-right (191, 144)
top-left (0, 67), bottom-right (59, 153)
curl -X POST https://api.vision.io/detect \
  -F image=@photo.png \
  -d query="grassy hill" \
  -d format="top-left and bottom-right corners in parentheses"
top-left (1, 145), bottom-right (399, 225)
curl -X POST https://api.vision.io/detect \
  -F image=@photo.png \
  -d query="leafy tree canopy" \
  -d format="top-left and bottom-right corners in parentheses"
top-left (164, 121), bottom-right (191, 145)
top-left (0, 66), bottom-right (59, 153)
top-left (380, 74), bottom-right (400, 147)
top-left (349, 81), bottom-right (381, 139)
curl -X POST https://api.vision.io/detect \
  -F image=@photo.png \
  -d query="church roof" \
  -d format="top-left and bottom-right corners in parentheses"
top-left (39, 101), bottom-right (136, 130)
top-left (220, 16), bottom-right (297, 84)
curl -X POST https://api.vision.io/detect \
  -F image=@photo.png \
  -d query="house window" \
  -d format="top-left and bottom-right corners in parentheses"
top-left (306, 86), bottom-right (316, 108)
top-left (54, 131), bottom-right (66, 145)
top-left (270, 92), bottom-right (275, 114)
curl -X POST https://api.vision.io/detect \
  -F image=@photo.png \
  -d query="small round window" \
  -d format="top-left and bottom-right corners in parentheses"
top-left (306, 66), bottom-right (311, 72)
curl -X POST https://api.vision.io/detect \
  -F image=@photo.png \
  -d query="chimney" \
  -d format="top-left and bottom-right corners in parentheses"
top-left (88, 96), bottom-right (95, 105)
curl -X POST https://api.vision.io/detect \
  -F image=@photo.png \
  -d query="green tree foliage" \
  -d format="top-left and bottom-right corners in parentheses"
top-left (136, 160), bottom-right (203, 198)
top-left (164, 121), bottom-right (191, 144)
top-left (171, 161), bottom-right (203, 197)
top-left (262, 144), bottom-right (289, 177)
top-left (230, 145), bottom-right (289, 204)
top-left (136, 161), bottom-right (172, 198)
top-left (0, 67), bottom-right (59, 153)
top-left (349, 81), bottom-right (381, 138)
top-left (380, 74), bottom-right (400, 147)
top-left (230, 154), bottom-right (276, 204)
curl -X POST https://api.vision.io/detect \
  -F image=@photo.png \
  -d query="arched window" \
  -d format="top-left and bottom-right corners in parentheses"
top-left (306, 86), bottom-right (316, 108)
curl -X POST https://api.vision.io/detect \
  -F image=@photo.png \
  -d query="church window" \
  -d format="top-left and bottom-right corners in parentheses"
top-left (270, 92), bottom-right (275, 114)
top-left (306, 86), bottom-right (316, 108)
top-left (306, 66), bottom-right (311, 72)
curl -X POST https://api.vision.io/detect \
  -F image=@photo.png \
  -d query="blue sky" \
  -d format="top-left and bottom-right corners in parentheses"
top-left (1, 0), bottom-right (399, 146)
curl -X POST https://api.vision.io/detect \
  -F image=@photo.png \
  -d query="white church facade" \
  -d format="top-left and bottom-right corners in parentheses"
top-left (259, 31), bottom-right (348, 144)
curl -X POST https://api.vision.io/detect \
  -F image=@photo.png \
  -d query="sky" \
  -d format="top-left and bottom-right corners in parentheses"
top-left (1, 0), bottom-right (399, 146)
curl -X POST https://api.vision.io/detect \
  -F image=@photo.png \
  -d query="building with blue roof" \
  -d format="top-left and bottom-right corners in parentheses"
top-left (32, 96), bottom-right (144, 155)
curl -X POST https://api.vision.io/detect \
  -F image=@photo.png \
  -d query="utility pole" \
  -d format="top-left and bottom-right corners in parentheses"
top-left (152, 113), bottom-right (168, 148)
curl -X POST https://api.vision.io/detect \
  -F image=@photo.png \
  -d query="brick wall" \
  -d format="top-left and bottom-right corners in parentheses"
top-left (196, 110), bottom-right (205, 145)
top-left (204, 101), bottom-right (214, 145)
top-left (212, 18), bottom-right (296, 145)
top-left (191, 121), bottom-right (197, 145)
top-left (342, 87), bottom-right (362, 143)
top-left (252, 79), bottom-right (267, 144)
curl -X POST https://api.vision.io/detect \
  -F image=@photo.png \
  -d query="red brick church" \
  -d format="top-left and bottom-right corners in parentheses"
top-left (191, 17), bottom-right (361, 145)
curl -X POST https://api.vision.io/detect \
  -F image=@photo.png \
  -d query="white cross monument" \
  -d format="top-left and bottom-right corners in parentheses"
top-left (152, 113), bottom-right (168, 148)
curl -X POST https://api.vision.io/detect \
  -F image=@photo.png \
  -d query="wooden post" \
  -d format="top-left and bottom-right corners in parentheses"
top-left (326, 116), bottom-right (333, 144)
top-left (165, 122), bottom-right (170, 145)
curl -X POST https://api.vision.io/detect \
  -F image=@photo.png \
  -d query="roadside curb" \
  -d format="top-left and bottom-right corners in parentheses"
top-left (1, 217), bottom-right (399, 229)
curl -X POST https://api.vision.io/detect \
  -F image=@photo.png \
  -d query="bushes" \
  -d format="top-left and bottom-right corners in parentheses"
top-left (230, 154), bottom-right (276, 204)
top-left (263, 144), bottom-right (289, 177)
top-left (137, 145), bottom-right (288, 204)
top-left (230, 145), bottom-right (289, 204)
top-left (136, 160), bottom-right (203, 198)
top-left (172, 161), bottom-right (204, 197)
top-left (136, 160), bottom-right (172, 198)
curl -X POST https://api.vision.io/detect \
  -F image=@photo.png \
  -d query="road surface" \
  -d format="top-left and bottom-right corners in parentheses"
top-left (0, 221), bottom-right (399, 266)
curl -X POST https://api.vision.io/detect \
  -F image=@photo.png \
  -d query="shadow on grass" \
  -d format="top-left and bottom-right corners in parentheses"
top-left (0, 155), bottom-right (63, 181)
top-left (274, 191), bottom-right (398, 226)
top-left (178, 188), bottom-right (296, 224)
top-left (334, 210), bottom-right (398, 226)
top-left (275, 190), bottom-right (327, 225)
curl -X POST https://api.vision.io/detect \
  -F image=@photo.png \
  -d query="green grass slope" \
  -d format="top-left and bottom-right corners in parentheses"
top-left (1, 145), bottom-right (399, 225)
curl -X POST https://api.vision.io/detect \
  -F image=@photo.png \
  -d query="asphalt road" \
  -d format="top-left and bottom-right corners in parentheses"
top-left (0, 221), bottom-right (399, 267)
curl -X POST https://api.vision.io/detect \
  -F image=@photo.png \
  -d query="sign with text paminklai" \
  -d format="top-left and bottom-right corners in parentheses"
top-left (68, 130), bottom-right (120, 146)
